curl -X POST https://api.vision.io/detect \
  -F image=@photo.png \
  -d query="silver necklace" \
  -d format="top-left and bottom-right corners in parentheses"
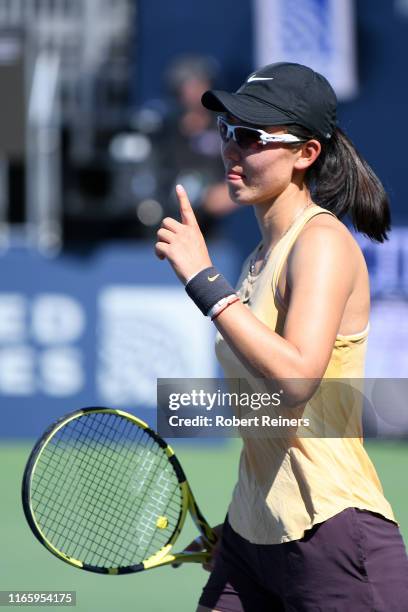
top-left (243, 201), bottom-right (312, 303)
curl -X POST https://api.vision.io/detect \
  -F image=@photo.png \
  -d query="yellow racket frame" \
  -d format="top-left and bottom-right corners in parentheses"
top-left (22, 407), bottom-right (217, 574)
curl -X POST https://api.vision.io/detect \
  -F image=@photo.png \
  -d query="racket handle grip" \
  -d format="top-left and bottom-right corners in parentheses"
top-left (171, 551), bottom-right (212, 569)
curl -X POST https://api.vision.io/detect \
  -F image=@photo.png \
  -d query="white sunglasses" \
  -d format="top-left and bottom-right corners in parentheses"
top-left (217, 116), bottom-right (305, 149)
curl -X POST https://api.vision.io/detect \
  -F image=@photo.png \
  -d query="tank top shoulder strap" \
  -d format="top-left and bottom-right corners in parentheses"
top-left (271, 205), bottom-right (336, 297)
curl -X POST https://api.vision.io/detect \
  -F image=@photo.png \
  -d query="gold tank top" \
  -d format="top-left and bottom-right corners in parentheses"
top-left (215, 204), bottom-right (396, 544)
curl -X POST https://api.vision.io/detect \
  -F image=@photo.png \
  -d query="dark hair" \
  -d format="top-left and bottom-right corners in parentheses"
top-left (287, 125), bottom-right (391, 242)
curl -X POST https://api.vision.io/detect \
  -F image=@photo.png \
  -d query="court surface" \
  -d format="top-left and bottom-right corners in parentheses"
top-left (1, 440), bottom-right (407, 611)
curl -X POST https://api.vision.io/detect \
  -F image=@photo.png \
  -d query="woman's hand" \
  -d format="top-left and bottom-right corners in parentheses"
top-left (155, 184), bottom-right (213, 284)
top-left (175, 523), bottom-right (224, 572)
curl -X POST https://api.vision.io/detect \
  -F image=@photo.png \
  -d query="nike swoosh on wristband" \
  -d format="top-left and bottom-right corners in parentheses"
top-left (247, 75), bottom-right (274, 82)
top-left (208, 274), bottom-right (220, 282)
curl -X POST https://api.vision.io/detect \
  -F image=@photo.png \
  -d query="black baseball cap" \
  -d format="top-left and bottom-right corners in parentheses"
top-left (201, 62), bottom-right (337, 141)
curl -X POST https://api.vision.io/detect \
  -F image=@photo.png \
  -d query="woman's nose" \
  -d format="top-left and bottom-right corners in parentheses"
top-left (222, 139), bottom-right (241, 162)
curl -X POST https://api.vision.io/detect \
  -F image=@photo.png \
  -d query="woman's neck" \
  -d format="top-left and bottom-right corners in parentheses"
top-left (253, 186), bottom-right (312, 252)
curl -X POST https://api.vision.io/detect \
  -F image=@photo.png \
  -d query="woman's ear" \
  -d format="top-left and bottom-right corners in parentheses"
top-left (294, 139), bottom-right (321, 171)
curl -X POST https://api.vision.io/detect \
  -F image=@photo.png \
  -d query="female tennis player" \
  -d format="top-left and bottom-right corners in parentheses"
top-left (155, 62), bottom-right (408, 611)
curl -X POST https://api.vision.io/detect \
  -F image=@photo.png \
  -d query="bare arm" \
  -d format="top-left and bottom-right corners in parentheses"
top-left (156, 186), bottom-right (355, 400)
top-left (212, 225), bottom-right (355, 388)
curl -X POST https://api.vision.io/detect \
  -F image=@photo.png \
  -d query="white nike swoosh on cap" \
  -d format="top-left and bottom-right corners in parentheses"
top-left (247, 75), bottom-right (274, 82)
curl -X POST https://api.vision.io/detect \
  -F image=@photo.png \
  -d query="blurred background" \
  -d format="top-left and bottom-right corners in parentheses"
top-left (1, 1), bottom-right (408, 610)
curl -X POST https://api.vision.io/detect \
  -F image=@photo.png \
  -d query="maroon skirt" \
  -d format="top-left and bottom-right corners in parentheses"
top-left (199, 508), bottom-right (408, 611)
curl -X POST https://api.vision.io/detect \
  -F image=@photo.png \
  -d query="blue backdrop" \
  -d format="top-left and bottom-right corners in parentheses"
top-left (133, 0), bottom-right (408, 223)
top-left (0, 242), bottom-right (238, 437)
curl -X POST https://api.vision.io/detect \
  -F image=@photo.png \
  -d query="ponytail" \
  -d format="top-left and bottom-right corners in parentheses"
top-left (288, 125), bottom-right (391, 242)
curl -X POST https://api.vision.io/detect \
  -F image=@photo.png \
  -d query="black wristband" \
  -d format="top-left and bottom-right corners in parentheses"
top-left (185, 266), bottom-right (236, 315)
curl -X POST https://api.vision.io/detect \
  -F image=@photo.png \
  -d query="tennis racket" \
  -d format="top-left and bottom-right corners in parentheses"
top-left (22, 407), bottom-right (217, 575)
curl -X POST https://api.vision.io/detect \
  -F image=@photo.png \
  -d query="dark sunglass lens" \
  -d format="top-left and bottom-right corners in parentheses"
top-left (218, 119), bottom-right (229, 142)
top-left (235, 127), bottom-right (260, 149)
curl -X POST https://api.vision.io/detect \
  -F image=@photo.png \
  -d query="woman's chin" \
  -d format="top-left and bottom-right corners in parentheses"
top-left (230, 193), bottom-right (259, 208)
top-left (228, 185), bottom-right (255, 207)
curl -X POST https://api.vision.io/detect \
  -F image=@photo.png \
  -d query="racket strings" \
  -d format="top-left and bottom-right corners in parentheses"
top-left (32, 418), bottom-right (132, 564)
top-left (35, 416), bottom-right (131, 552)
top-left (30, 412), bottom-right (183, 568)
top-left (35, 416), bottom-right (178, 564)
top-left (77, 414), bottom-right (179, 560)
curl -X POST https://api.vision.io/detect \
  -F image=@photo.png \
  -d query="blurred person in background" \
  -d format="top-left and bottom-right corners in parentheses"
top-left (155, 62), bottom-right (408, 610)
top-left (154, 55), bottom-right (238, 235)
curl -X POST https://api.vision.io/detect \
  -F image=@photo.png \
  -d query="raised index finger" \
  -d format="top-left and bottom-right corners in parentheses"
top-left (176, 184), bottom-right (198, 227)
